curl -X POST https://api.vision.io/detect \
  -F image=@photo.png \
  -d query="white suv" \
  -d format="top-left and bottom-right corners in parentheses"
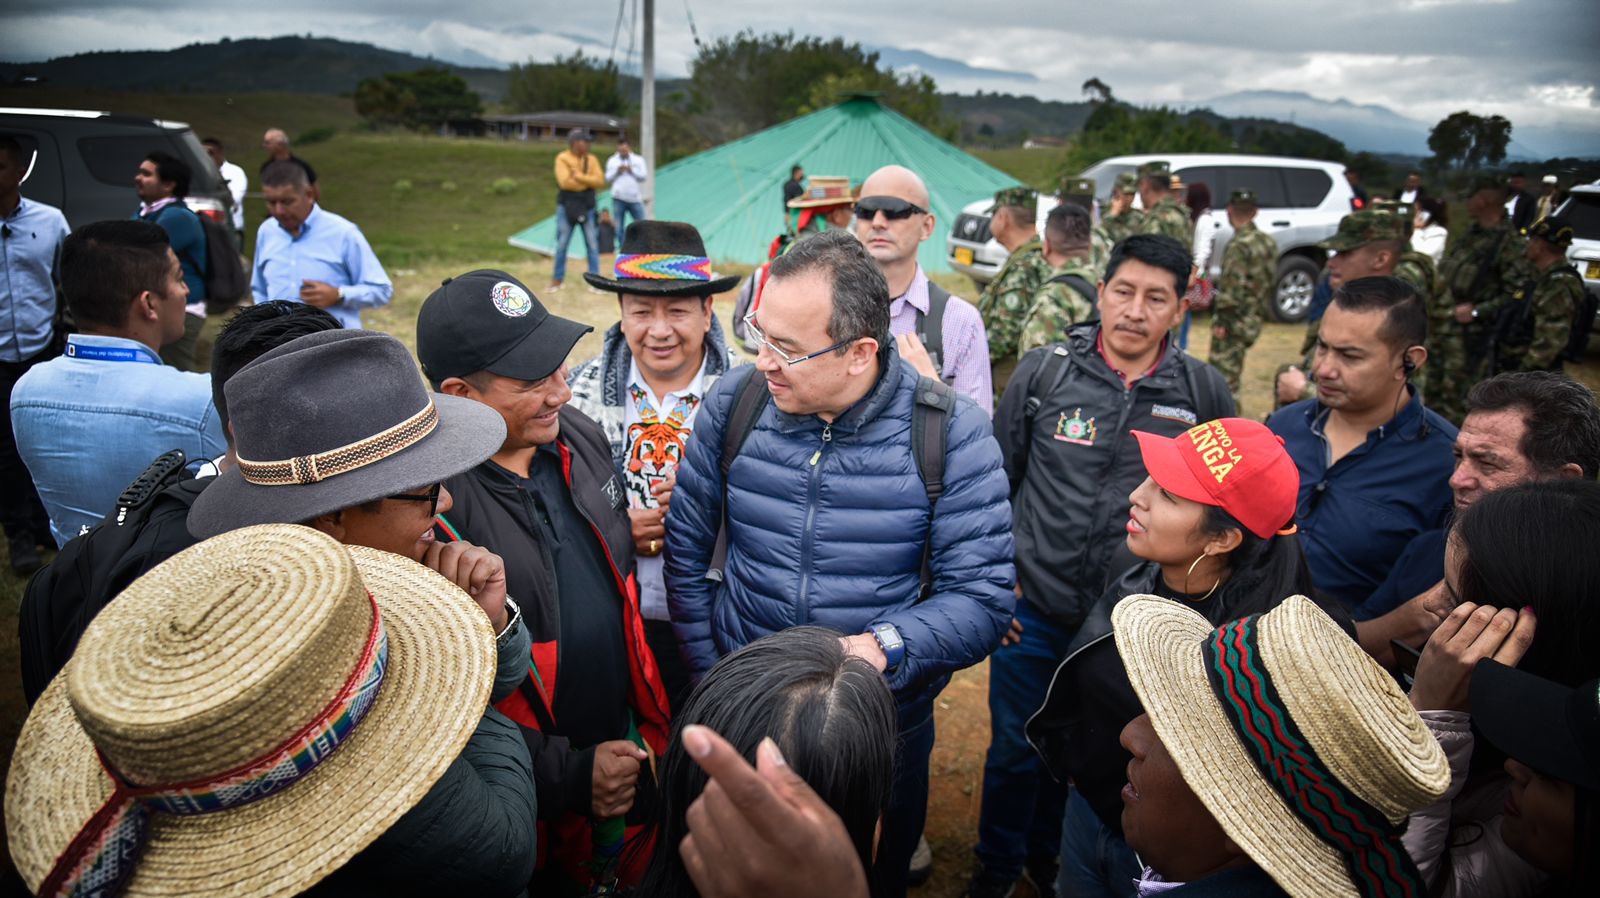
top-left (1554, 181), bottom-right (1600, 308)
top-left (946, 153), bottom-right (1357, 322)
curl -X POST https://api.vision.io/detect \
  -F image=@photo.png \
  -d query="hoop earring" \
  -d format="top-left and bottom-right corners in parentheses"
top-left (1184, 551), bottom-right (1221, 602)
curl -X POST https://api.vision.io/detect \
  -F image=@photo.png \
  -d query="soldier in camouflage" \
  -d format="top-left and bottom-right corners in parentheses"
top-left (1135, 161), bottom-right (1193, 247)
top-left (1018, 198), bottom-right (1100, 357)
top-left (1433, 176), bottom-right (1534, 423)
top-left (1209, 189), bottom-right (1278, 400)
top-left (978, 185), bottom-right (1053, 396)
top-left (1095, 170), bottom-right (1143, 246)
top-left (1495, 217), bottom-right (1584, 373)
top-left (1055, 176), bottom-right (1108, 281)
top-left (1275, 210), bottom-right (1412, 406)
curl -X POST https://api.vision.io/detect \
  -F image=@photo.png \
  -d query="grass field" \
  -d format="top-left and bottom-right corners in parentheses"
top-left (4, 85), bottom-right (1600, 894)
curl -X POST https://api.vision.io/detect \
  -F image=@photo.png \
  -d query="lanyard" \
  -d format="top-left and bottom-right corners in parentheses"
top-left (65, 338), bottom-right (161, 365)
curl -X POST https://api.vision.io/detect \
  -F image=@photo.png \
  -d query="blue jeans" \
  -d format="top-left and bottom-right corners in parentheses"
top-left (553, 207), bottom-right (600, 283)
top-left (613, 199), bottom-right (647, 238)
top-left (872, 707), bottom-right (935, 898)
top-left (975, 600), bottom-right (1075, 880)
top-left (1058, 788), bottom-right (1141, 898)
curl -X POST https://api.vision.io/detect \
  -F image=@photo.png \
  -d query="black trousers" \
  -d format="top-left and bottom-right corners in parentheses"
top-left (0, 343), bottom-right (57, 551)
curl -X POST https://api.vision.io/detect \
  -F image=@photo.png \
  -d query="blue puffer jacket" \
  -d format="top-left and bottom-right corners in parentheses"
top-left (664, 351), bottom-right (1016, 714)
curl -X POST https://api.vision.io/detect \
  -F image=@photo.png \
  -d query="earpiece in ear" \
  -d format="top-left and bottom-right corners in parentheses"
top-left (1402, 356), bottom-right (1417, 377)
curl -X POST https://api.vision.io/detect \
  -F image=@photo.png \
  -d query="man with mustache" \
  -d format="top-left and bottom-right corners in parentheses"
top-left (975, 234), bottom-right (1233, 898)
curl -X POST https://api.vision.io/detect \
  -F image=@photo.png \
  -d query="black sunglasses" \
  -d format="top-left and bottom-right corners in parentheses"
top-left (389, 482), bottom-right (442, 518)
top-left (854, 198), bottom-right (927, 221)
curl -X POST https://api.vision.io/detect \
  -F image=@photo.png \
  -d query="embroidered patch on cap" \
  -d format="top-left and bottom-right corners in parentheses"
top-left (490, 281), bottom-right (532, 317)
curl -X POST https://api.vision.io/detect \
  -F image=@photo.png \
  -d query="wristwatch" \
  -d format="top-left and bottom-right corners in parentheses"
top-left (495, 596), bottom-right (523, 647)
top-left (336, 285), bottom-right (348, 302)
top-left (869, 622), bottom-right (904, 673)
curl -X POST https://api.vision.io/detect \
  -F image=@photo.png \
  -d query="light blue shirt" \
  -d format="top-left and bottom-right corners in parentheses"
top-left (1, 197), bottom-right (71, 362)
top-left (10, 334), bottom-right (227, 546)
top-left (251, 204), bottom-right (392, 329)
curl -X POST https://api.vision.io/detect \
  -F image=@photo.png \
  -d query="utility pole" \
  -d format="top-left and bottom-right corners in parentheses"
top-left (641, 0), bottom-right (656, 216)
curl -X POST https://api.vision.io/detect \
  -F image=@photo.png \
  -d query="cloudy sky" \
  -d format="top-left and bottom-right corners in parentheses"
top-left (3, 0), bottom-right (1596, 145)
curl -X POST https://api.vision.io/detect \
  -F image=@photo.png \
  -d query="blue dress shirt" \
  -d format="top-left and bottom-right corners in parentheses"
top-left (2, 197), bottom-right (70, 362)
top-left (1266, 387), bottom-right (1457, 609)
top-left (10, 334), bottom-right (226, 545)
top-left (251, 204), bottom-right (392, 329)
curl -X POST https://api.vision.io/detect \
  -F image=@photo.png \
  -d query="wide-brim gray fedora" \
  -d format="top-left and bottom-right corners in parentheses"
top-left (188, 330), bottom-right (507, 539)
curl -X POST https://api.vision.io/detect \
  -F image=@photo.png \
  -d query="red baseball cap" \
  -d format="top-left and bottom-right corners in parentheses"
top-left (1132, 418), bottom-right (1299, 539)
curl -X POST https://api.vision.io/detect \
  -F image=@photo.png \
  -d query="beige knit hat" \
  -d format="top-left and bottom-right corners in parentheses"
top-left (5, 524), bottom-right (495, 897)
top-left (1112, 594), bottom-right (1450, 898)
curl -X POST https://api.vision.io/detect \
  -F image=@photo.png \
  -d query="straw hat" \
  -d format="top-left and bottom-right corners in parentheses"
top-left (787, 176), bottom-right (856, 209)
top-left (1112, 594), bottom-right (1450, 898)
top-left (6, 524), bottom-right (495, 897)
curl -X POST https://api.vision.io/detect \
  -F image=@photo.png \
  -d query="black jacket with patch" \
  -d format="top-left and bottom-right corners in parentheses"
top-left (994, 324), bottom-right (1234, 629)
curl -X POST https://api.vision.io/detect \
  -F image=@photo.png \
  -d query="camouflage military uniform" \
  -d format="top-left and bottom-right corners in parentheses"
top-left (1434, 220), bottom-right (1532, 422)
top-left (1496, 262), bottom-right (1583, 373)
top-left (1097, 210), bottom-right (1143, 246)
top-left (1087, 227), bottom-right (1111, 281)
top-left (1017, 258), bottom-right (1099, 358)
top-left (1209, 218), bottom-right (1277, 398)
top-left (978, 236), bottom-right (1053, 391)
top-left (1393, 249), bottom-right (1439, 394)
top-left (1138, 196), bottom-right (1193, 247)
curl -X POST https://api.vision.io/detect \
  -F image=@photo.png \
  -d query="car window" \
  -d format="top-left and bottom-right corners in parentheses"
top-left (1174, 166), bottom-right (1224, 208)
top-left (1557, 193), bottom-right (1600, 241)
top-left (0, 130), bottom-right (64, 208)
top-left (1282, 168), bottom-right (1334, 208)
top-left (1222, 166), bottom-right (1289, 207)
top-left (1079, 161), bottom-right (1136, 204)
top-left (77, 135), bottom-right (177, 187)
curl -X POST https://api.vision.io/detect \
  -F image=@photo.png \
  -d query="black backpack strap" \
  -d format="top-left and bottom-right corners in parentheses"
top-left (708, 367), bottom-right (771, 582)
top-left (911, 377), bottom-right (956, 600)
top-left (1183, 353), bottom-right (1230, 421)
top-left (919, 282), bottom-right (953, 383)
top-left (1014, 344), bottom-right (1076, 495)
top-left (1046, 272), bottom-right (1098, 309)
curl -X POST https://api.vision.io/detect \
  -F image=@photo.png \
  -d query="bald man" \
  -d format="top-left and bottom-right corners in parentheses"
top-left (259, 128), bottom-right (318, 191)
top-left (854, 165), bottom-right (993, 414)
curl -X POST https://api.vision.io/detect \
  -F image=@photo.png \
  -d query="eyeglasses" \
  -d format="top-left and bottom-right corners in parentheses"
top-left (854, 197), bottom-right (927, 222)
top-left (743, 312), bottom-right (855, 366)
top-left (388, 482), bottom-right (442, 518)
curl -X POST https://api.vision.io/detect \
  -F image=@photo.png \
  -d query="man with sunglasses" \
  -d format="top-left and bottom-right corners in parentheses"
top-left (855, 165), bottom-right (993, 415)
top-left (417, 269), bottom-right (671, 893)
top-left (667, 229), bottom-right (1016, 897)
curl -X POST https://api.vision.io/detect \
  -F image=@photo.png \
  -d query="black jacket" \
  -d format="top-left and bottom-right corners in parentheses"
top-left (436, 406), bottom-right (671, 822)
top-left (1027, 563), bottom-right (1357, 835)
top-left (995, 324), bottom-right (1233, 629)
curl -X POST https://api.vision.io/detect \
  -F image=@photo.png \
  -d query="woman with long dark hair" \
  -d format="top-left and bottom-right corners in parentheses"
top-left (1027, 417), bottom-right (1344, 898)
top-left (1403, 480), bottom-right (1600, 897)
top-left (635, 626), bottom-right (898, 897)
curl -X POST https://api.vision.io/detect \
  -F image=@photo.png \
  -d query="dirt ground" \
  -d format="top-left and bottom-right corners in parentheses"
top-left (3, 254), bottom-right (1595, 893)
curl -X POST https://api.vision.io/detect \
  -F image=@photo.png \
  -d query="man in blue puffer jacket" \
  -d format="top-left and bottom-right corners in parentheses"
top-left (665, 229), bottom-right (1016, 897)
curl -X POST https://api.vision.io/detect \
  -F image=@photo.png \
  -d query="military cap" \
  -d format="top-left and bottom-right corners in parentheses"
top-left (994, 185), bottom-right (1039, 210)
top-left (1137, 161), bottom-right (1171, 182)
top-left (1318, 210), bottom-right (1406, 252)
top-left (1527, 217), bottom-right (1575, 248)
top-left (1228, 188), bottom-right (1259, 206)
top-left (1114, 171), bottom-right (1139, 193)
top-left (1058, 177), bottom-right (1096, 199)
top-left (1463, 174), bottom-right (1507, 198)
top-left (1372, 198), bottom-right (1413, 218)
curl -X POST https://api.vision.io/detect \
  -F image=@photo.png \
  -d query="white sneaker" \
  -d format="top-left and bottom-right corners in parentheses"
top-left (908, 834), bottom-right (933, 886)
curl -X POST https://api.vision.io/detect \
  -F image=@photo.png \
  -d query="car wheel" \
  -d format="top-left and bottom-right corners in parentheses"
top-left (1272, 256), bottom-right (1319, 323)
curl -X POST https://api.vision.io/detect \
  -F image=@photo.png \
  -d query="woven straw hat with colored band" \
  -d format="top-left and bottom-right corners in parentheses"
top-left (1112, 594), bottom-right (1450, 898)
top-left (786, 175), bottom-right (856, 209)
top-left (5, 524), bottom-right (495, 897)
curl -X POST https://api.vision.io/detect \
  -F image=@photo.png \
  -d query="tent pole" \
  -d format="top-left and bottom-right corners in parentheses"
top-left (641, 0), bottom-right (656, 217)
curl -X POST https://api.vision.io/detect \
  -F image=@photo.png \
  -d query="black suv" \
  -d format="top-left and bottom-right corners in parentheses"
top-left (0, 106), bottom-right (231, 229)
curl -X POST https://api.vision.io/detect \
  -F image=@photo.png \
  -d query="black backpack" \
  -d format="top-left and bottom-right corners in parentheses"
top-left (19, 451), bottom-right (207, 705)
top-left (197, 212), bottom-right (249, 315)
top-left (915, 282), bottom-right (955, 385)
top-left (706, 366), bottom-right (955, 600)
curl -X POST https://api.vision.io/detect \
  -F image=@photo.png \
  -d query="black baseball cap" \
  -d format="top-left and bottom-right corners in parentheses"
top-left (416, 270), bottom-right (592, 384)
top-left (1471, 660), bottom-right (1600, 792)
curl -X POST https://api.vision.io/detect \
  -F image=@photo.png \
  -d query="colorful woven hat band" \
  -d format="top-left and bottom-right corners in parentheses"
top-left (613, 253), bottom-right (713, 282)
top-left (38, 595), bottom-right (391, 898)
top-left (1202, 615), bottom-right (1428, 898)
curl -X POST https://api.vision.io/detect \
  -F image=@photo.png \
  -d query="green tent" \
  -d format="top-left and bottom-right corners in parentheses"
top-left (508, 96), bottom-right (1019, 274)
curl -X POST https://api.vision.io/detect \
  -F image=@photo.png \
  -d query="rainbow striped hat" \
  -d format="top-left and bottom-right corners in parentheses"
top-left (1111, 594), bottom-right (1450, 898)
top-left (584, 220), bottom-right (740, 298)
